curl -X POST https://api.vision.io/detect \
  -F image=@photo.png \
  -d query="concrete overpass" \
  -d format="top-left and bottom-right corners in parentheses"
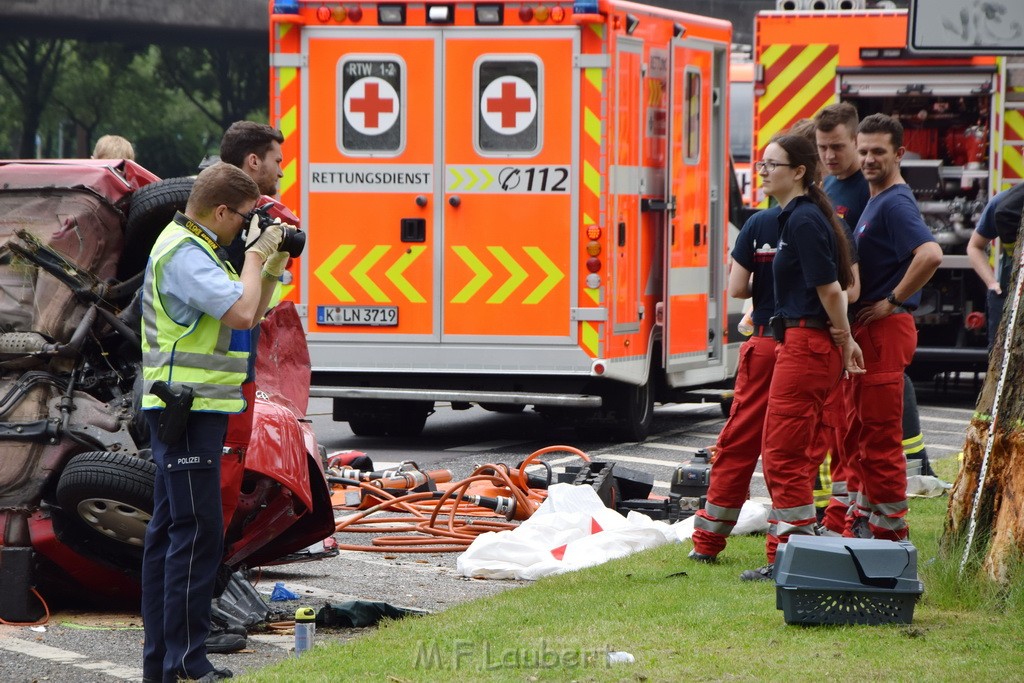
top-left (0, 0), bottom-right (769, 47)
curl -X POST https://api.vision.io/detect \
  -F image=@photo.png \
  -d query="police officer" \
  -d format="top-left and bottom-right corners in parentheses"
top-left (140, 163), bottom-right (287, 683)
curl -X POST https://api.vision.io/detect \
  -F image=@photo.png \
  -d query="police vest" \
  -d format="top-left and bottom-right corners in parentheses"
top-left (140, 218), bottom-right (250, 414)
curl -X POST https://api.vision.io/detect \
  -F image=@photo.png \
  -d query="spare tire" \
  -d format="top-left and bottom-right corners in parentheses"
top-left (118, 177), bottom-right (195, 280)
top-left (55, 451), bottom-right (156, 556)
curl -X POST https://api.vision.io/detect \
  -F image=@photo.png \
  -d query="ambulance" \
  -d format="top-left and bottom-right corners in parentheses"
top-left (268, 0), bottom-right (737, 439)
top-left (751, 2), bottom-right (1024, 378)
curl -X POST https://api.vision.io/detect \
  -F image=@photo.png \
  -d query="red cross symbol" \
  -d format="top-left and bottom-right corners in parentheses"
top-left (485, 81), bottom-right (532, 128)
top-left (350, 81), bottom-right (394, 128)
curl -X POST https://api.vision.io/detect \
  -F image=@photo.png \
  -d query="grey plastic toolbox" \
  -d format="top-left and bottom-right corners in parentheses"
top-left (774, 536), bottom-right (924, 625)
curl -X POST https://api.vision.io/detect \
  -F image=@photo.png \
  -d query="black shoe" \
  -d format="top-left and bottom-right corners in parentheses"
top-left (688, 549), bottom-right (717, 563)
top-left (740, 563), bottom-right (774, 582)
top-left (850, 515), bottom-right (872, 539)
top-left (206, 630), bottom-right (246, 654)
top-left (193, 668), bottom-right (233, 682)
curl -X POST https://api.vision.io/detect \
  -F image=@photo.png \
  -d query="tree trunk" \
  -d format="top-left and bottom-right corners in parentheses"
top-left (944, 209), bottom-right (1024, 583)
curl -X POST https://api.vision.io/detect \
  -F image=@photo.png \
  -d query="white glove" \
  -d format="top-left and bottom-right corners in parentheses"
top-left (263, 251), bottom-right (290, 278)
top-left (245, 216), bottom-right (283, 261)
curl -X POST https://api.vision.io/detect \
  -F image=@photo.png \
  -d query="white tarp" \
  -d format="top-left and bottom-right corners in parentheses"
top-left (456, 483), bottom-right (769, 580)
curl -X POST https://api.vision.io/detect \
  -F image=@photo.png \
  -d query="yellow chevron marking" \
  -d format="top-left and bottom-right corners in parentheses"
top-left (279, 65), bottom-right (297, 91)
top-left (584, 107), bottom-right (601, 145)
top-left (280, 105), bottom-right (297, 139)
top-left (280, 283), bottom-right (294, 301)
top-left (277, 24), bottom-right (292, 40)
top-left (385, 246), bottom-right (426, 303)
top-left (583, 160), bottom-right (600, 197)
top-left (583, 287), bottom-right (600, 304)
top-left (448, 168), bottom-right (464, 191)
top-left (281, 158), bottom-right (297, 197)
top-left (1004, 144), bottom-right (1024, 181)
top-left (760, 44), bottom-right (829, 115)
top-left (479, 168), bottom-right (494, 190)
top-left (759, 56), bottom-right (837, 149)
top-left (451, 246), bottom-right (492, 303)
top-left (315, 245), bottom-right (355, 302)
top-left (585, 67), bottom-right (602, 93)
top-left (465, 168), bottom-right (479, 190)
top-left (486, 247), bottom-right (529, 304)
top-left (582, 321), bottom-right (599, 356)
top-left (522, 246), bottom-right (563, 304)
top-left (589, 24), bottom-right (604, 40)
top-left (583, 212), bottom-right (597, 227)
top-left (1006, 110), bottom-right (1024, 142)
top-left (351, 245), bottom-right (391, 302)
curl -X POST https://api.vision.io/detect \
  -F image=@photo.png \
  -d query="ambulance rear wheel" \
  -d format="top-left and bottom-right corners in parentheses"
top-left (612, 380), bottom-right (654, 442)
top-left (348, 417), bottom-right (388, 437)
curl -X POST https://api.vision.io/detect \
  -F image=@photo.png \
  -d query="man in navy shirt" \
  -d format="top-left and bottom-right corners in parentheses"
top-left (815, 103), bottom-right (870, 229)
top-left (847, 114), bottom-right (942, 541)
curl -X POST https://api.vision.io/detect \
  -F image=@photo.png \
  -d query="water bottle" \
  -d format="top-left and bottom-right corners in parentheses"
top-left (738, 311), bottom-right (754, 337)
top-left (294, 606), bottom-right (316, 656)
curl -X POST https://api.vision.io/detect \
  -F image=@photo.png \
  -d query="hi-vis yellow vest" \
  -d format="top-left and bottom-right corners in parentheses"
top-left (141, 223), bottom-right (250, 414)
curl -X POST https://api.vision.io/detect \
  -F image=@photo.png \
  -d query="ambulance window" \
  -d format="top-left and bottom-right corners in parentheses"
top-left (339, 57), bottom-right (405, 155)
top-left (729, 79), bottom-right (752, 163)
top-left (685, 70), bottom-right (701, 162)
top-left (476, 58), bottom-right (541, 156)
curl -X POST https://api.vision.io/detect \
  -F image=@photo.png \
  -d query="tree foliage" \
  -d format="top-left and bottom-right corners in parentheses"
top-left (0, 38), bottom-right (269, 178)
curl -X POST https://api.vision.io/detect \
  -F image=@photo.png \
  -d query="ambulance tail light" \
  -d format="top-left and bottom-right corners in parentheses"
top-left (475, 4), bottom-right (503, 24)
top-left (348, 5), bottom-right (363, 21)
top-left (592, 361), bottom-right (606, 376)
top-left (518, 6), bottom-right (534, 21)
top-left (316, 5), bottom-right (332, 21)
top-left (378, 4), bottom-right (406, 24)
top-left (586, 257), bottom-right (601, 273)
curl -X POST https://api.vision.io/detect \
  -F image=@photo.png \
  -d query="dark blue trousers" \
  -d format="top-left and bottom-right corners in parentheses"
top-left (142, 411), bottom-right (227, 683)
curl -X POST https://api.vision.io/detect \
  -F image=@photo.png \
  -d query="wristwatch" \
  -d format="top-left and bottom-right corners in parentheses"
top-left (886, 291), bottom-right (904, 308)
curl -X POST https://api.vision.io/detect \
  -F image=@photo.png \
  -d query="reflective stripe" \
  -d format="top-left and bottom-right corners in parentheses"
top-left (777, 520), bottom-right (817, 536)
top-left (775, 504), bottom-right (817, 522)
top-left (143, 351), bottom-right (249, 375)
top-left (869, 512), bottom-right (908, 531)
top-left (704, 503), bottom-right (741, 522)
top-left (873, 499), bottom-right (909, 516)
top-left (903, 433), bottom-right (926, 456)
top-left (693, 515), bottom-right (735, 536)
top-left (830, 480), bottom-right (848, 496)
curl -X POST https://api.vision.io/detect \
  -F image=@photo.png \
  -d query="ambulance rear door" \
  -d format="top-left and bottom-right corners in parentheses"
top-left (441, 29), bottom-right (578, 344)
top-left (663, 38), bottom-right (727, 374)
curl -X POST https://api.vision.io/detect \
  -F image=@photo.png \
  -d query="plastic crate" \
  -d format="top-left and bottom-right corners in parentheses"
top-left (774, 536), bottom-right (923, 625)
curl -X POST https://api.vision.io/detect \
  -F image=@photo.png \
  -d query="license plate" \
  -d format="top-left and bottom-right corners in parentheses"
top-left (317, 305), bottom-right (398, 326)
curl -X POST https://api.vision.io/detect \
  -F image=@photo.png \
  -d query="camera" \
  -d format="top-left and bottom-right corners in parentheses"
top-left (246, 202), bottom-right (306, 258)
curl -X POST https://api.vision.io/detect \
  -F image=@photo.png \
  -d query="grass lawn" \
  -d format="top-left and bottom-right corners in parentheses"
top-left (241, 458), bottom-right (1024, 682)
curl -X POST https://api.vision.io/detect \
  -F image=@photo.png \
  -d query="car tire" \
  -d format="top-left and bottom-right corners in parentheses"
top-left (55, 451), bottom-right (156, 554)
top-left (118, 177), bottom-right (195, 280)
top-left (348, 417), bottom-right (388, 437)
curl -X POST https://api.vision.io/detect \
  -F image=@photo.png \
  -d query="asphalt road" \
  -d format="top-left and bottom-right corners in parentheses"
top-left (0, 379), bottom-right (979, 683)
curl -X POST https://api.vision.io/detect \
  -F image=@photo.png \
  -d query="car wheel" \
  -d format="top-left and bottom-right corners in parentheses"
top-left (118, 177), bottom-right (195, 280)
top-left (55, 451), bottom-right (156, 551)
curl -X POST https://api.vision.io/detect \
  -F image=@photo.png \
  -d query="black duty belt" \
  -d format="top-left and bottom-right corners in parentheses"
top-left (781, 317), bottom-right (828, 329)
top-left (752, 324), bottom-right (773, 337)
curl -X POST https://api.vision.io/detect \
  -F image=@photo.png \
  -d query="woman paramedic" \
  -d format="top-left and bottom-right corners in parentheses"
top-left (740, 133), bottom-right (865, 582)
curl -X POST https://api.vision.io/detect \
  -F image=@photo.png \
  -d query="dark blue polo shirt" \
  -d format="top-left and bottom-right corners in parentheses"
top-left (854, 184), bottom-right (935, 306)
top-left (773, 195), bottom-right (839, 319)
top-left (731, 206), bottom-right (781, 326)
top-left (824, 170), bottom-right (870, 229)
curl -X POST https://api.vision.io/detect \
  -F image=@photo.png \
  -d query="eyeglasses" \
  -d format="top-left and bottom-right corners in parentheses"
top-left (224, 206), bottom-right (251, 224)
top-left (754, 160), bottom-right (796, 173)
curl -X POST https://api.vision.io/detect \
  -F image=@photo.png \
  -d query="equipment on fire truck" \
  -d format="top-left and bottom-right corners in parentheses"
top-left (269, 0), bottom-right (738, 441)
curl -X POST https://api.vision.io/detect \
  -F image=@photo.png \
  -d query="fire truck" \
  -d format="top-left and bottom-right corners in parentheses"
top-left (752, 3), bottom-right (1024, 378)
top-left (267, 0), bottom-right (738, 440)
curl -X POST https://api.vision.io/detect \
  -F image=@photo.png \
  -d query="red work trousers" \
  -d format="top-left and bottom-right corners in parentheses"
top-left (846, 313), bottom-right (915, 540)
top-left (761, 328), bottom-right (842, 563)
top-left (692, 333), bottom-right (777, 557)
top-left (818, 377), bottom-right (855, 533)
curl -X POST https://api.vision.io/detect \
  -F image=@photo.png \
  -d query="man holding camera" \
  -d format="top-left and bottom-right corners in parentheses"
top-left (140, 163), bottom-right (287, 683)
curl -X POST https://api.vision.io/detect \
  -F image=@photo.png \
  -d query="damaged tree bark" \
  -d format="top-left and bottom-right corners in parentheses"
top-left (944, 208), bottom-right (1024, 583)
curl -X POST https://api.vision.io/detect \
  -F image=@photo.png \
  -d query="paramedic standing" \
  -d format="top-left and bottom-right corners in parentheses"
top-left (967, 183), bottom-right (1024, 349)
top-left (847, 114), bottom-right (942, 540)
top-left (689, 203), bottom-right (781, 562)
top-left (140, 163), bottom-right (285, 683)
top-left (741, 133), bottom-right (864, 582)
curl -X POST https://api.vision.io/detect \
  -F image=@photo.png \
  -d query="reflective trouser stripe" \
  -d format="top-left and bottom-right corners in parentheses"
top-left (694, 503), bottom-right (742, 536)
top-left (903, 432), bottom-right (925, 456)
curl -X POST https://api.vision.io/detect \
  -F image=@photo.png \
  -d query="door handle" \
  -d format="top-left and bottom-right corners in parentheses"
top-left (449, 195), bottom-right (461, 207)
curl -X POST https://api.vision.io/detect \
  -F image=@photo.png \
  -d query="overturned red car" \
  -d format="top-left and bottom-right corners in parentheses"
top-left (0, 159), bottom-right (336, 623)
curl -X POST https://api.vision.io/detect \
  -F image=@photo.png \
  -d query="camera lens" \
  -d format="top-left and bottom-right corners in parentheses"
top-left (279, 226), bottom-right (306, 258)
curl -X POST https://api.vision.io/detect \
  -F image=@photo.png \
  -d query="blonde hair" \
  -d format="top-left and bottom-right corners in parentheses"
top-left (92, 135), bottom-right (135, 161)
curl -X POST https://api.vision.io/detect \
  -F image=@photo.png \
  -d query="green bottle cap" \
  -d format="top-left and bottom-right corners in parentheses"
top-left (295, 606), bottom-right (316, 622)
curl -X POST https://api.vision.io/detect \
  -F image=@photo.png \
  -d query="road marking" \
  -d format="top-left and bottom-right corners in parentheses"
top-left (0, 637), bottom-right (141, 680)
top-left (644, 443), bottom-right (701, 453)
top-left (600, 454), bottom-right (684, 468)
top-left (919, 414), bottom-right (973, 425)
top-left (446, 440), bottom-right (533, 452)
